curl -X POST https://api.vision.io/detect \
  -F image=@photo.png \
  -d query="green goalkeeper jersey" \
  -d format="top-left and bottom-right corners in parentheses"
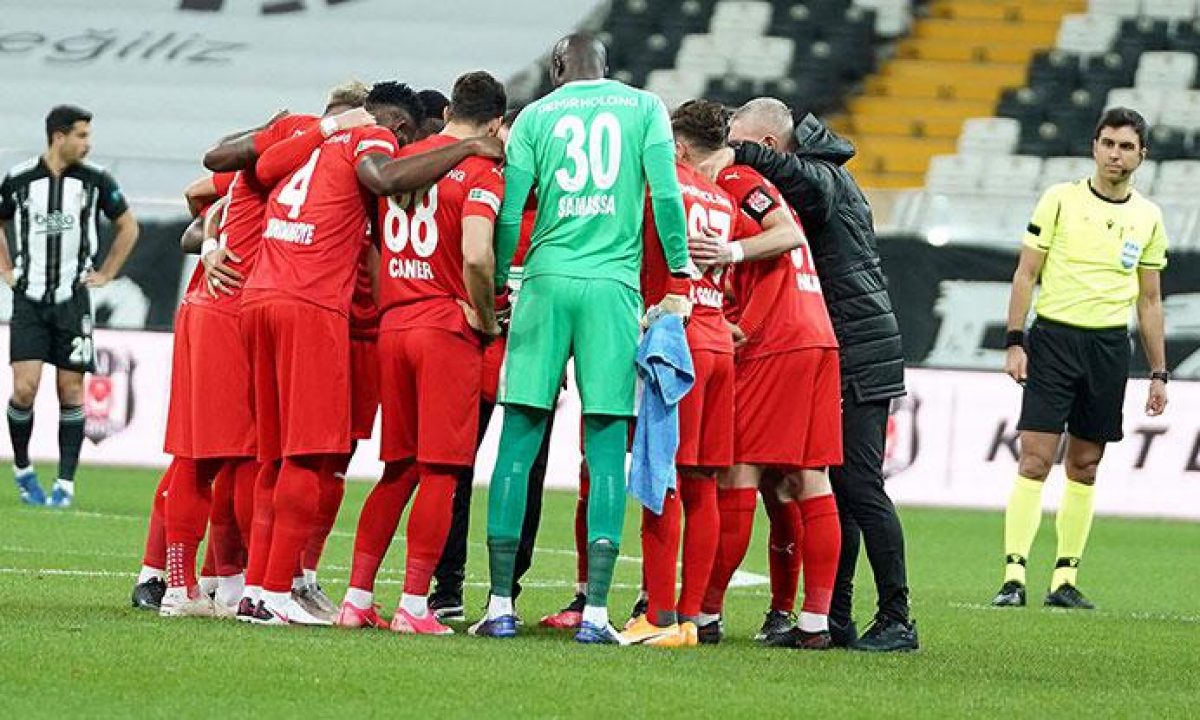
top-left (499, 78), bottom-right (689, 291)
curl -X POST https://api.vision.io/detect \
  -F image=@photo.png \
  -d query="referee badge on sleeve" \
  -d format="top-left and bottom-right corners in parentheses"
top-left (1120, 238), bottom-right (1140, 270)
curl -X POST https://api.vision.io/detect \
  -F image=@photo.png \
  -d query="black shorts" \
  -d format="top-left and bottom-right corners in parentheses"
top-left (1017, 317), bottom-right (1130, 443)
top-left (9, 288), bottom-right (96, 373)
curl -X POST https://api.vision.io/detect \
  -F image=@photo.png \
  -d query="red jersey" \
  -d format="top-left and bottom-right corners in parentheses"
top-left (181, 171), bottom-right (236, 302)
top-left (717, 165), bottom-right (837, 360)
top-left (246, 125), bottom-right (399, 315)
top-left (349, 239), bottom-right (379, 339)
top-left (377, 134), bottom-right (505, 341)
top-left (643, 162), bottom-right (746, 354)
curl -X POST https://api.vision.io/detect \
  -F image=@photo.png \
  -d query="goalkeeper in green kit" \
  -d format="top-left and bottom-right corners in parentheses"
top-left (469, 34), bottom-right (692, 644)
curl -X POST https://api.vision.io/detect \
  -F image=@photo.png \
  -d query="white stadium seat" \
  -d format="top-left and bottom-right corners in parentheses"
top-left (925, 154), bottom-right (987, 193)
top-left (957, 117), bottom-right (1020, 155)
top-left (854, 0), bottom-right (912, 37)
top-left (1135, 52), bottom-right (1199, 90)
top-left (1159, 90), bottom-right (1200, 130)
top-left (1057, 14), bottom-right (1121, 56)
top-left (1040, 156), bottom-right (1096, 187)
top-left (709, 1), bottom-right (773, 36)
top-left (1153, 160), bottom-right (1200, 200)
top-left (730, 36), bottom-right (795, 81)
top-left (677, 34), bottom-right (733, 77)
top-left (1142, 0), bottom-right (1197, 22)
top-left (1135, 159), bottom-right (1159, 191)
top-left (644, 69), bottom-right (709, 111)
top-left (1106, 87), bottom-right (1168, 124)
top-left (980, 156), bottom-right (1045, 194)
top-left (1087, 0), bottom-right (1141, 18)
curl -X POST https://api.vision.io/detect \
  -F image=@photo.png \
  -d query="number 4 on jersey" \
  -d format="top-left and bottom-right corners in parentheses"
top-left (277, 149), bottom-right (321, 219)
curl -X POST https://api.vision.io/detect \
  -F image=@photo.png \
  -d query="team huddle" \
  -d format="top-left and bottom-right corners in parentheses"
top-left (131, 34), bottom-right (855, 648)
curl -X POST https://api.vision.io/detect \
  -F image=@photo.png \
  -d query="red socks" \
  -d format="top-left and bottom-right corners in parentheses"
top-left (231, 458), bottom-right (259, 552)
top-left (209, 460), bottom-right (244, 577)
top-left (164, 458), bottom-right (219, 592)
top-left (348, 461), bottom-right (418, 592)
top-left (574, 464), bottom-right (590, 587)
top-left (402, 465), bottom-right (457, 596)
top-left (799, 494), bottom-right (841, 616)
top-left (764, 494), bottom-right (803, 614)
top-left (262, 456), bottom-right (323, 593)
top-left (642, 488), bottom-right (681, 625)
top-left (303, 453), bottom-right (349, 574)
top-left (243, 461), bottom-right (280, 590)
top-left (141, 459), bottom-right (177, 571)
top-left (701, 487), bottom-right (757, 615)
top-left (677, 475), bottom-right (719, 618)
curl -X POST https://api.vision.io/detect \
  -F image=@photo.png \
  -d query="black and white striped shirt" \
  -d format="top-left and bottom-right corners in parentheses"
top-left (0, 157), bottom-right (129, 304)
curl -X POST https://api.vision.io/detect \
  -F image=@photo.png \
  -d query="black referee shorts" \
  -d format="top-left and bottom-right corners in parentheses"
top-left (9, 288), bottom-right (96, 373)
top-left (1017, 317), bottom-right (1131, 444)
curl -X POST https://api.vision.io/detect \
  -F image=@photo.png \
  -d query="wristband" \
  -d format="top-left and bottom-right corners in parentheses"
top-left (728, 241), bottom-right (745, 264)
top-left (201, 238), bottom-right (220, 257)
top-left (1150, 370), bottom-right (1170, 384)
top-left (319, 116), bottom-right (339, 138)
top-left (1004, 329), bottom-right (1025, 348)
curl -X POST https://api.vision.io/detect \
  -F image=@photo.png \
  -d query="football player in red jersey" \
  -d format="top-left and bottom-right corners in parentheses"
top-left (685, 100), bottom-right (843, 650)
top-left (242, 80), bottom-right (504, 626)
top-left (338, 72), bottom-right (507, 634)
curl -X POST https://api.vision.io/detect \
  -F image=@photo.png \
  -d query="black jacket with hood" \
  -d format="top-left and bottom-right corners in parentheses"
top-left (734, 114), bottom-right (906, 403)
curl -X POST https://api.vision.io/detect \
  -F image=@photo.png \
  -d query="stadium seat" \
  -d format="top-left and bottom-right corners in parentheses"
top-left (1148, 126), bottom-right (1190, 160)
top-left (676, 34), bottom-right (733, 77)
top-left (1114, 18), bottom-right (1171, 62)
top-left (854, 0), bottom-right (912, 37)
top-left (1134, 52), bottom-right (1199, 90)
top-left (1143, 0), bottom-right (1198, 23)
top-left (1086, 0), bottom-right (1141, 18)
top-left (1056, 14), bottom-right (1121, 57)
top-left (1168, 19), bottom-right (1200, 55)
top-left (1152, 159), bottom-right (1200, 199)
top-left (1106, 87), bottom-right (1168, 124)
top-left (1041, 156), bottom-right (1096, 186)
top-left (662, 0), bottom-right (715, 34)
top-left (766, 3), bottom-right (818, 41)
top-left (1135, 158), bottom-right (1160, 189)
top-left (924, 153), bottom-right (987, 192)
top-left (1081, 52), bottom-right (1137, 99)
top-left (979, 155), bottom-right (1044, 195)
top-left (957, 117), bottom-right (1020, 155)
top-left (1028, 50), bottom-right (1083, 98)
top-left (645, 68), bottom-right (709, 110)
top-left (730, 36), bottom-right (795, 81)
top-left (1019, 121), bottom-right (1070, 157)
top-left (709, 0), bottom-right (773, 36)
top-left (997, 87), bottom-right (1049, 129)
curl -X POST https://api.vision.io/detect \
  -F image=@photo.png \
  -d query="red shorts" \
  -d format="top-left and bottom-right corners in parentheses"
top-left (481, 335), bottom-right (506, 404)
top-left (734, 348), bottom-right (843, 469)
top-left (677, 350), bottom-right (734, 469)
top-left (350, 337), bottom-right (379, 440)
top-left (164, 304), bottom-right (255, 459)
top-left (378, 327), bottom-right (482, 466)
top-left (240, 299), bottom-right (351, 462)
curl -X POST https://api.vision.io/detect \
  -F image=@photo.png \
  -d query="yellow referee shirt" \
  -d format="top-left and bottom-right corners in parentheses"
top-left (1023, 178), bottom-right (1168, 329)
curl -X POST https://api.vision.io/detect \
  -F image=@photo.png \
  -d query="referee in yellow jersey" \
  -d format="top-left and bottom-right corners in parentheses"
top-left (992, 107), bottom-right (1169, 610)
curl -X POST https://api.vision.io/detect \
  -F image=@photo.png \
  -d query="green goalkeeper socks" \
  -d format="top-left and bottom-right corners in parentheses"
top-left (582, 414), bottom-right (629, 608)
top-left (487, 404), bottom-right (550, 598)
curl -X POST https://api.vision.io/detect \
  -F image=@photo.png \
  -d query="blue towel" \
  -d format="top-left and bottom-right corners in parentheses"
top-left (629, 314), bottom-right (695, 515)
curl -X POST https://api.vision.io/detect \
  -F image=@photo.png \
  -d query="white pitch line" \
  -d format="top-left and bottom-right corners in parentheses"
top-left (948, 601), bottom-right (1200, 624)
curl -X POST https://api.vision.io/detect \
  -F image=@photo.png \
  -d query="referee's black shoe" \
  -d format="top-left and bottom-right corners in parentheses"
top-left (1045, 583), bottom-right (1095, 610)
top-left (762, 627), bottom-right (833, 650)
top-left (853, 617), bottom-right (919, 652)
top-left (754, 609), bottom-right (797, 643)
top-left (829, 617), bottom-right (858, 648)
top-left (131, 577), bottom-right (166, 611)
top-left (992, 580), bottom-right (1027, 607)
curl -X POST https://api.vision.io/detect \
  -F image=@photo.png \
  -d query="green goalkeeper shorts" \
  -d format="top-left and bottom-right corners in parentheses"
top-left (500, 274), bottom-right (641, 416)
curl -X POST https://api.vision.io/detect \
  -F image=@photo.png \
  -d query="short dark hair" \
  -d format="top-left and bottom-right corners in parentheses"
top-left (365, 81), bottom-right (426, 126)
top-left (45, 105), bottom-right (92, 145)
top-left (671, 99), bottom-right (729, 152)
top-left (417, 89), bottom-right (450, 120)
top-left (1094, 106), bottom-right (1149, 148)
top-left (448, 71), bottom-right (507, 125)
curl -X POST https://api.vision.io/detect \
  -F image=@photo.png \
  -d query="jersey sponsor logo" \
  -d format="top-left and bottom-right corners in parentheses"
top-left (356, 138), bottom-right (396, 155)
top-left (387, 256), bottom-right (434, 281)
top-left (742, 187), bottom-right (776, 221)
top-left (447, 169), bottom-right (467, 182)
top-left (557, 193), bottom-right (615, 219)
top-left (263, 217), bottom-right (315, 245)
top-left (681, 182), bottom-right (733, 210)
top-left (691, 284), bottom-right (723, 309)
top-left (538, 94), bottom-right (638, 113)
top-left (32, 210), bottom-right (76, 234)
top-left (468, 188), bottom-right (501, 214)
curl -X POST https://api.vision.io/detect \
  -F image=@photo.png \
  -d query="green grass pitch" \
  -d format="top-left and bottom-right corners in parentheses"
top-left (1, 465), bottom-right (1198, 718)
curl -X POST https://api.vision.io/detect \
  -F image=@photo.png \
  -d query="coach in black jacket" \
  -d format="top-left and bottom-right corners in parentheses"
top-left (705, 99), bottom-right (915, 651)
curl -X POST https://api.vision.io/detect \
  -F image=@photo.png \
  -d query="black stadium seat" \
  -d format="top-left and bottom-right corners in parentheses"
top-left (1080, 52), bottom-right (1136, 99)
top-left (1149, 125), bottom-right (1189, 161)
top-left (1114, 17), bottom-right (1171, 63)
top-left (1028, 50), bottom-right (1081, 99)
top-left (1018, 121), bottom-right (1069, 157)
top-left (998, 87), bottom-right (1049, 129)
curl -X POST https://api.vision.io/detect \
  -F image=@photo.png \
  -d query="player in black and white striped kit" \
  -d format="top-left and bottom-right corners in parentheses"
top-left (0, 105), bottom-right (139, 508)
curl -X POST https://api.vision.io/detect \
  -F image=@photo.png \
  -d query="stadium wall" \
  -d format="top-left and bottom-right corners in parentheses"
top-left (1, 329), bottom-right (1197, 520)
